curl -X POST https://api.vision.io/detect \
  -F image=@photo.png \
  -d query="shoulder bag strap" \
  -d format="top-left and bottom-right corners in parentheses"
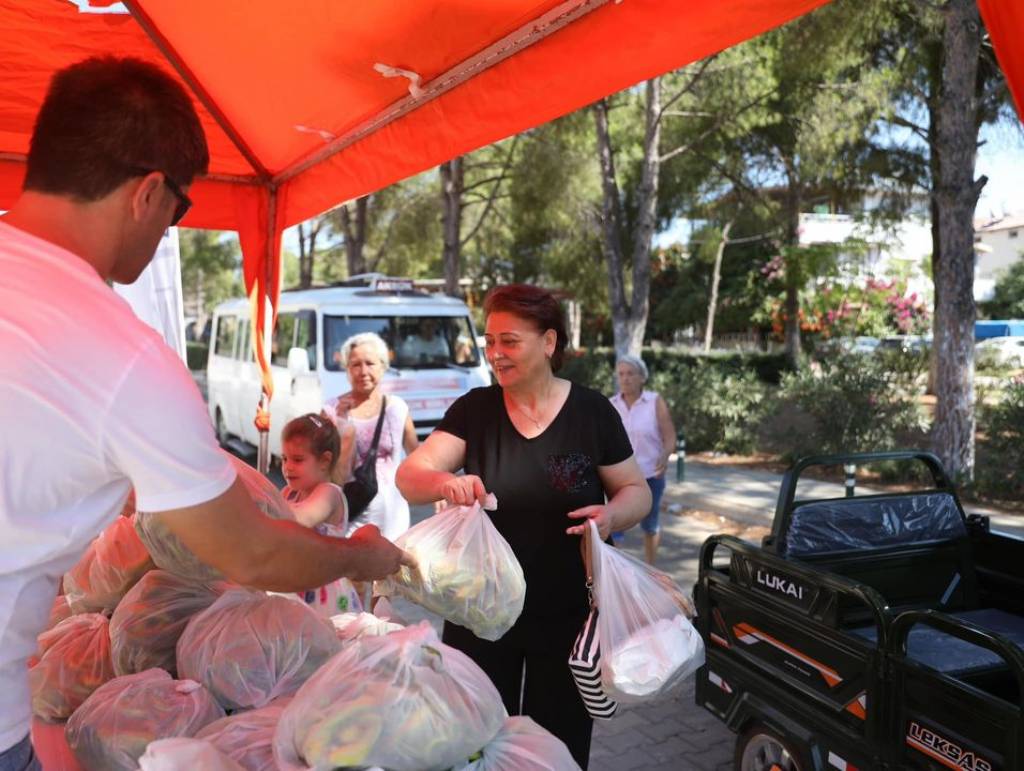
top-left (365, 395), bottom-right (388, 462)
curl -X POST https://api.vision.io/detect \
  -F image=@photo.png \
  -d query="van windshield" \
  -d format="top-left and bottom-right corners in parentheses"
top-left (324, 315), bottom-right (481, 371)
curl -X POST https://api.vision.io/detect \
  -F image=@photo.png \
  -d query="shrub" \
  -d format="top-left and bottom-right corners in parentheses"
top-left (650, 364), bottom-right (768, 454)
top-left (763, 355), bottom-right (927, 460)
top-left (560, 348), bottom-right (773, 454)
top-left (975, 377), bottom-right (1024, 499)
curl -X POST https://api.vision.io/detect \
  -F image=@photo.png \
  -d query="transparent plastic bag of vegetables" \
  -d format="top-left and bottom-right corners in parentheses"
top-left (585, 519), bottom-right (704, 702)
top-left (109, 569), bottom-right (226, 677)
top-left (134, 454), bottom-right (292, 583)
top-left (195, 697), bottom-right (291, 771)
top-left (138, 738), bottom-right (245, 771)
top-left (46, 594), bottom-right (73, 631)
top-left (63, 514), bottom-right (154, 614)
top-left (329, 611), bottom-right (403, 643)
top-left (453, 716), bottom-right (582, 771)
top-left (30, 613), bottom-right (114, 721)
top-left (177, 588), bottom-right (339, 711)
top-left (66, 668), bottom-right (224, 771)
top-left (273, 621), bottom-right (505, 771)
top-left (375, 496), bottom-right (525, 641)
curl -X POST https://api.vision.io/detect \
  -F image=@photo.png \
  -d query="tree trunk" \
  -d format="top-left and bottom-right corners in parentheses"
top-left (567, 299), bottom-right (582, 350)
top-left (440, 157), bottom-right (464, 297)
top-left (296, 221), bottom-right (320, 289)
top-left (594, 79), bottom-right (661, 358)
top-left (704, 220), bottom-right (734, 353)
top-left (783, 185), bottom-right (803, 369)
top-left (931, 0), bottom-right (985, 480)
top-left (338, 197), bottom-right (369, 277)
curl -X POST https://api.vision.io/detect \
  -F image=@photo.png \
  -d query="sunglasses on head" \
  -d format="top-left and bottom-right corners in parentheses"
top-left (128, 166), bottom-right (192, 226)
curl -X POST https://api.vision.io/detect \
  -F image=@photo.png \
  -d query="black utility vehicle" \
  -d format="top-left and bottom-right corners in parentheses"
top-left (694, 451), bottom-right (1024, 771)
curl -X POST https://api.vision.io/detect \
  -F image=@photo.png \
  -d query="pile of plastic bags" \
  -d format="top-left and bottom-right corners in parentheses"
top-left (176, 588), bottom-right (339, 711)
top-left (375, 498), bottom-right (526, 641)
top-left (63, 514), bottom-right (154, 614)
top-left (66, 668), bottom-right (224, 771)
top-left (274, 621), bottom-right (507, 771)
top-left (195, 697), bottom-right (292, 771)
top-left (453, 717), bottom-right (581, 771)
top-left (109, 570), bottom-right (225, 677)
top-left (135, 455), bottom-right (294, 583)
top-left (30, 614), bottom-right (114, 721)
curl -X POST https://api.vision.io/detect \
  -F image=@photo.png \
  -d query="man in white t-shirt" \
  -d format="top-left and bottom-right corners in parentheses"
top-left (0, 57), bottom-right (411, 768)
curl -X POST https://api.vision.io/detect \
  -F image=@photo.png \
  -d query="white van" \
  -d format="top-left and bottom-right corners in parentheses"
top-left (206, 276), bottom-right (490, 458)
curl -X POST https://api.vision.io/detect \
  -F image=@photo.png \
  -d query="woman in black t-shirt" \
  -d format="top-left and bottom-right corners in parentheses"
top-left (396, 285), bottom-right (651, 769)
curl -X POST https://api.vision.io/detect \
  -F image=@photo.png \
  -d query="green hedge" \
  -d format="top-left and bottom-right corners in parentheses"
top-left (560, 348), bottom-right (792, 389)
top-left (186, 342), bottom-right (209, 371)
top-left (559, 348), bottom-right (783, 453)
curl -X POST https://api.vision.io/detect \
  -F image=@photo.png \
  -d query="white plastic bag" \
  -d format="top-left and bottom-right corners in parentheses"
top-left (375, 496), bottom-right (525, 641)
top-left (30, 613), bottom-right (114, 721)
top-left (66, 669), bottom-right (224, 771)
top-left (453, 717), bottom-right (582, 771)
top-left (273, 621), bottom-right (506, 771)
top-left (587, 519), bottom-right (704, 702)
top-left (109, 570), bottom-right (226, 677)
top-left (139, 738), bottom-right (245, 771)
top-left (195, 697), bottom-right (292, 771)
top-left (63, 514), bottom-right (154, 614)
top-left (330, 612), bottom-right (403, 643)
top-left (177, 588), bottom-right (339, 711)
top-left (135, 454), bottom-right (293, 583)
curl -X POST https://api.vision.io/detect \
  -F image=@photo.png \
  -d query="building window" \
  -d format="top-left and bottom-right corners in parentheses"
top-left (1010, 230), bottom-right (1019, 239)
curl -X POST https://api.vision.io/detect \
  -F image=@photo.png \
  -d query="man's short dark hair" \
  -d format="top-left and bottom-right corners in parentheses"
top-left (24, 56), bottom-right (209, 201)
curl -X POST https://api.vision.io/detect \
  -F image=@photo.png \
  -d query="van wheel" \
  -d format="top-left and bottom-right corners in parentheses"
top-left (735, 724), bottom-right (807, 771)
top-left (215, 408), bottom-right (229, 445)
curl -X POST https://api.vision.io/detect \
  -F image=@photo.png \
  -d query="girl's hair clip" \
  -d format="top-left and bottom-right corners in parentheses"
top-left (308, 414), bottom-right (323, 428)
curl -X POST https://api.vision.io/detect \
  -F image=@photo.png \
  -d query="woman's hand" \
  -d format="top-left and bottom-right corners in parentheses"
top-left (439, 474), bottom-right (489, 507)
top-left (566, 505), bottom-right (613, 540)
top-left (332, 392), bottom-right (357, 420)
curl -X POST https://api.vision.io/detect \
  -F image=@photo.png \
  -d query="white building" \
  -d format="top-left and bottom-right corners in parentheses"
top-left (798, 211), bottom-right (933, 299)
top-left (974, 213), bottom-right (1024, 301)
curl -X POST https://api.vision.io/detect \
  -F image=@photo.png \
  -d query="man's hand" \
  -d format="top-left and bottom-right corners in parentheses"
top-left (346, 524), bottom-right (416, 580)
top-left (439, 474), bottom-right (489, 507)
top-left (566, 505), bottom-right (613, 540)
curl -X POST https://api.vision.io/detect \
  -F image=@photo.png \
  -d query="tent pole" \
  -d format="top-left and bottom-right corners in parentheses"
top-left (256, 185), bottom-right (279, 476)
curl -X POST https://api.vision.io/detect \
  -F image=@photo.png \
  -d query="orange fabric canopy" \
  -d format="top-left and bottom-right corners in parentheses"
top-left (2, 0), bottom-right (1021, 402)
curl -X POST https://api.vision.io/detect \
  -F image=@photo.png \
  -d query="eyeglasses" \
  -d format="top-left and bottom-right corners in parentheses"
top-left (128, 167), bottom-right (192, 226)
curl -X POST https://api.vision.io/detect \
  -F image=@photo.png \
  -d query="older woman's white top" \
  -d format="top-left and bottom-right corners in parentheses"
top-left (324, 394), bottom-right (412, 540)
top-left (608, 390), bottom-right (663, 479)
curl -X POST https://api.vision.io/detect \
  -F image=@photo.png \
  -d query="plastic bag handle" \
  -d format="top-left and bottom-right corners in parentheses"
top-left (581, 519), bottom-right (596, 608)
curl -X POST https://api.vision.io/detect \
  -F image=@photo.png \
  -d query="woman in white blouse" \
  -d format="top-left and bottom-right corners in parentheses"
top-left (608, 355), bottom-right (677, 565)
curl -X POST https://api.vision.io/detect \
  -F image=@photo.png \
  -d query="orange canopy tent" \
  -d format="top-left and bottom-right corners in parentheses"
top-left (1, 0), bottom-right (1021, 452)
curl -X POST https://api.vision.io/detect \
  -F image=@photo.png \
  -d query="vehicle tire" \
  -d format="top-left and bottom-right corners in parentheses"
top-left (215, 408), bottom-right (229, 445)
top-left (734, 724), bottom-right (808, 771)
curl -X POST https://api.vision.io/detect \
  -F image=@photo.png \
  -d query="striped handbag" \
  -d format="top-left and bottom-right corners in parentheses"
top-left (568, 525), bottom-right (618, 720)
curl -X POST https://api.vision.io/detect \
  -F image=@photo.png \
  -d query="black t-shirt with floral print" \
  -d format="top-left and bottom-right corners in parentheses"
top-left (436, 382), bottom-right (632, 620)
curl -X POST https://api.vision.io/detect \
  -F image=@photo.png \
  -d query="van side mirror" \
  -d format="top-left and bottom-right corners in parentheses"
top-left (287, 347), bottom-right (310, 376)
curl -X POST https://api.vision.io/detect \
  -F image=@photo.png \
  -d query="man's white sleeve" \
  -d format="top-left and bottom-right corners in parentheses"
top-left (101, 340), bottom-right (236, 512)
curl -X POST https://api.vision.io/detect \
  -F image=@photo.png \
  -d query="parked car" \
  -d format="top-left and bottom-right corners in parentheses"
top-left (877, 335), bottom-right (930, 354)
top-left (976, 336), bottom-right (1024, 368)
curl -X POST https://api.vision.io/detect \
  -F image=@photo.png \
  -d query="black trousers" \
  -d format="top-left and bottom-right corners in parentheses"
top-left (443, 613), bottom-right (593, 769)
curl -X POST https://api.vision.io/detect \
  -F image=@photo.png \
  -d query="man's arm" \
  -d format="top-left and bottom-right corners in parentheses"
top-left (151, 477), bottom-right (412, 591)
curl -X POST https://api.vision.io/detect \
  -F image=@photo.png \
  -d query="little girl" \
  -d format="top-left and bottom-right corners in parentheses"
top-left (281, 412), bottom-right (347, 529)
top-left (280, 413), bottom-right (360, 615)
